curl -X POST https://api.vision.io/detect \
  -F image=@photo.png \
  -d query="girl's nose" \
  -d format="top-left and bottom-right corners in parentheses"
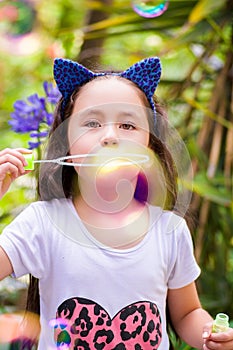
top-left (100, 124), bottom-right (118, 147)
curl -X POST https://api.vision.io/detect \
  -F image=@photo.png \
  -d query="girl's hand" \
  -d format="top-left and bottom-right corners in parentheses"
top-left (203, 322), bottom-right (233, 349)
top-left (0, 148), bottom-right (31, 199)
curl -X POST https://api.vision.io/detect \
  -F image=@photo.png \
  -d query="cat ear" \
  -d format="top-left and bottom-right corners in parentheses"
top-left (53, 57), bottom-right (161, 119)
top-left (120, 57), bottom-right (161, 112)
top-left (53, 58), bottom-right (97, 103)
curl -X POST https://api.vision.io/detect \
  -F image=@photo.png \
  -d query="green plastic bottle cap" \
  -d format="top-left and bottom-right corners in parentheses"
top-left (212, 313), bottom-right (229, 333)
top-left (23, 153), bottom-right (34, 170)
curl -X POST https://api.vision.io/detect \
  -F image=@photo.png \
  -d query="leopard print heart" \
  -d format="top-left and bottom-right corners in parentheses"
top-left (52, 297), bottom-right (162, 349)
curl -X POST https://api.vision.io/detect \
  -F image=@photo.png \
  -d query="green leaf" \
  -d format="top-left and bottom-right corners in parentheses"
top-left (184, 173), bottom-right (232, 206)
top-left (188, 0), bottom-right (227, 24)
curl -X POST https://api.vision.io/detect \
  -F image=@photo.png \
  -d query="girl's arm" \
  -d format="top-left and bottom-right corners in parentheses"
top-left (0, 148), bottom-right (31, 279)
top-left (168, 282), bottom-right (211, 349)
top-left (0, 148), bottom-right (31, 199)
top-left (168, 282), bottom-right (233, 349)
top-left (0, 246), bottom-right (13, 280)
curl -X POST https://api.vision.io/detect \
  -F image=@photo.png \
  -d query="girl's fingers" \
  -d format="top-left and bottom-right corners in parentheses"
top-left (205, 340), bottom-right (233, 350)
top-left (0, 148), bottom-right (32, 173)
top-left (0, 155), bottom-right (25, 175)
top-left (205, 329), bottom-right (233, 350)
top-left (0, 163), bottom-right (20, 180)
top-left (0, 148), bottom-right (32, 198)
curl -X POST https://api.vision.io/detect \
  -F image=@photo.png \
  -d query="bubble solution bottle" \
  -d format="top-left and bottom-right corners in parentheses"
top-left (212, 313), bottom-right (229, 333)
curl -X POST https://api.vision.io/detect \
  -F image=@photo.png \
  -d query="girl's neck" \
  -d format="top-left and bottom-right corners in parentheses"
top-left (74, 194), bottom-right (145, 225)
top-left (73, 195), bottom-right (149, 249)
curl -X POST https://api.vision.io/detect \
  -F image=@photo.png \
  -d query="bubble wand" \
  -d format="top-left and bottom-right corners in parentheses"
top-left (23, 153), bottom-right (150, 170)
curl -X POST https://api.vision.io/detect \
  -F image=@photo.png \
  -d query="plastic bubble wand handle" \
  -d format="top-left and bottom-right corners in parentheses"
top-left (23, 153), bottom-right (150, 170)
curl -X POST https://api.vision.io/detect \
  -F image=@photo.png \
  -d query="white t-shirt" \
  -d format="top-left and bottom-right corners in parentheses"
top-left (0, 198), bottom-right (200, 349)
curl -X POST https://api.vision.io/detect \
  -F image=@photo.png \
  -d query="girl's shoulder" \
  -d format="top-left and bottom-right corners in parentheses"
top-left (148, 205), bottom-right (189, 236)
top-left (12, 198), bottom-right (73, 227)
top-left (149, 206), bottom-right (192, 243)
top-left (28, 197), bottom-right (72, 213)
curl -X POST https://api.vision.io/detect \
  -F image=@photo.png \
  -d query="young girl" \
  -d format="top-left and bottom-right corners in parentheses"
top-left (0, 57), bottom-right (232, 350)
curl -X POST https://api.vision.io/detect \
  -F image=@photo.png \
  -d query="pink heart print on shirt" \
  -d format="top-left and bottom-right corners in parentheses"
top-left (52, 297), bottom-right (162, 349)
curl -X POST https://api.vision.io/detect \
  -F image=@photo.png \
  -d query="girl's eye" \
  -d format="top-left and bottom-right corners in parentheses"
top-left (120, 123), bottom-right (136, 130)
top-left (85, 120), bottom-right (101, 128)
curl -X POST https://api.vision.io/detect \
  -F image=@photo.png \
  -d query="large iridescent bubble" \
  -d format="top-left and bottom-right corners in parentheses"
top-left (38, 102), bottom-right (192, 248)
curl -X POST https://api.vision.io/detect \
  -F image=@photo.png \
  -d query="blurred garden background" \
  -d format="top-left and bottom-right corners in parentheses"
top-left (0, 0), bottom-right (232, 348)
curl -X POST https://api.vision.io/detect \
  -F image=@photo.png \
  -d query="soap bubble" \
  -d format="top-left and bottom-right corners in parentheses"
top-left (0, 312), bottom-right (40, 347)
top-left (132, 0), bottom-right (169, 18)
top-left (38, 102), bottom-right (192, 248)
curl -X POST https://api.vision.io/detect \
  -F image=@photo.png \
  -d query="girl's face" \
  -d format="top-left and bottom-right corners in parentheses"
top-left (68, 77), bottom-right (150, 159)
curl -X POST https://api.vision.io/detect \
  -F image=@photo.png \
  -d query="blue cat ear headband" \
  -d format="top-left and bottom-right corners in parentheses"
top-left (53, 57), bottom-right (161, 120)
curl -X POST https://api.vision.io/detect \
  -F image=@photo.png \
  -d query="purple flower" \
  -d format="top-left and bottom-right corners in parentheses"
top-left (9, 94), bottom-right (47, 133)
top-left (9, 81), bottom-right (61, 150)
top-left (46, 112), bottom-right (54, 126)
top-left (43, 81), bottom-right (61, 105)
top-left (30, 131), bottom-right (49, 138)
top-left (28, 141), bottom-right (42, 149)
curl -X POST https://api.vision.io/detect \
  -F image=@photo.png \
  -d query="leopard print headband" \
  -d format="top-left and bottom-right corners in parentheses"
top-left (53, 57), bottom-right (161, 120)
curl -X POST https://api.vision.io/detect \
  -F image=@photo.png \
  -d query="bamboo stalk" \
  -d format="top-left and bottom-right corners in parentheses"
top-left (192, 47), bottom-right (232, 260)
top-left (190, 192), bottom-right (201, 217)
top-left (224, 125), bottom-right (233, 190)
top-left (197, 72), bottom-right (225, 153)
top-left (224, 56), bottom-right (233, 191)
top-left (207, 100), bottom-right (226, 178)
top-left (195, 198), bottom-right (210, 263)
